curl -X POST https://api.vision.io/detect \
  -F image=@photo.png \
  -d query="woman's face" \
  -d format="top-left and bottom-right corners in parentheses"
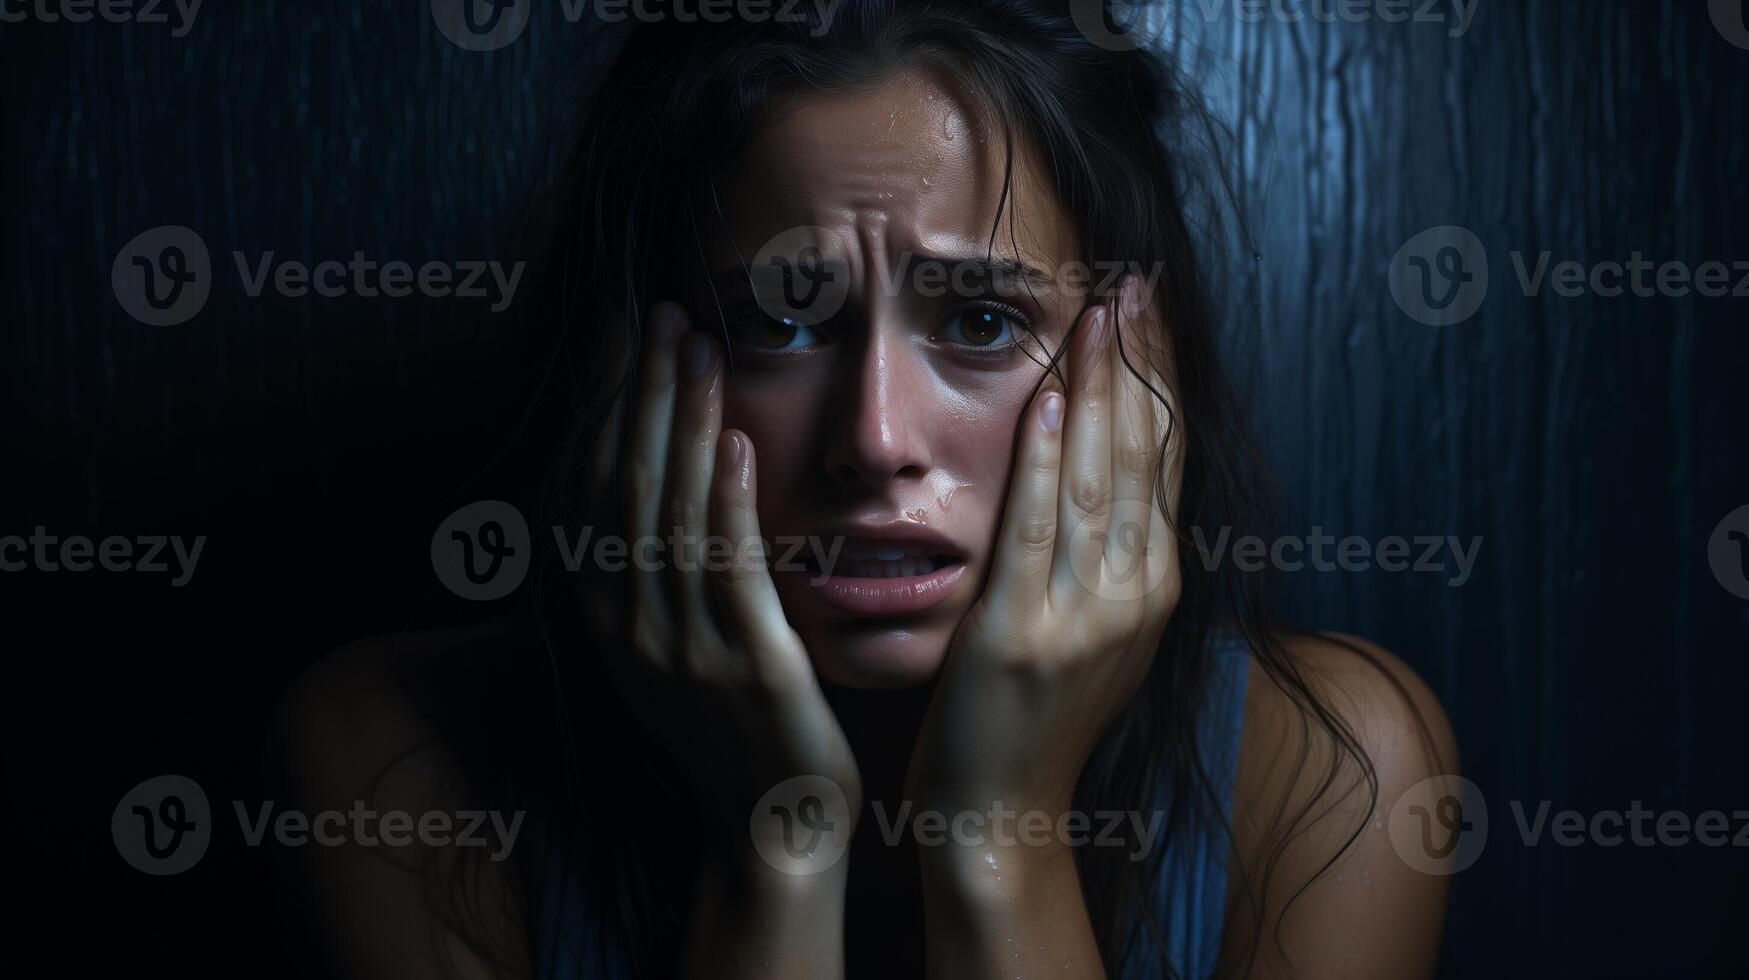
top-left (682, 68), bottom-right (1086, 689)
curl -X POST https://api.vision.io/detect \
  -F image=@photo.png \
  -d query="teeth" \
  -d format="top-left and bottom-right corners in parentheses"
top-left (836, 555), bottom-right (939, 578)
top-left (841, 543), bottom-right (934, 562)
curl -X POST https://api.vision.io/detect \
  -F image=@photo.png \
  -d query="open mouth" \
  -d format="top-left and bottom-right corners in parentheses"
top-left (811, 545), bottom-right (962, 579)
top-left (786, 535), bottom-right (971, 616)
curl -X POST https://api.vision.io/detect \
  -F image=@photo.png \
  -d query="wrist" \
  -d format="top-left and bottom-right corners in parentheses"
top-left (686, 839), bottom-right (850, 980)
top-left (700, 825), bottom-right (853, 901)
top-left (915, 832), bottom-right (1094, 977)
top-left (912, 803), bottom-right (1080, 907)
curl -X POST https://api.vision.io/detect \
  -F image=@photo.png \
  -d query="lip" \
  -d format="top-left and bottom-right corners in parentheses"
top-left (785, 521), bottom-right (970, 617)
top-left (802, 561), bottom-right (969, 616)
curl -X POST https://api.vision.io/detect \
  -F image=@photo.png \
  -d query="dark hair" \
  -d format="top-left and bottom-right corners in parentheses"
top-left (437, 2), bottom-right (1387, 977)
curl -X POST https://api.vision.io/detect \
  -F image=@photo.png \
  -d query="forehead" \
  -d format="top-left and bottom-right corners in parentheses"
top-left (702, 66), bottom-right (1077, 274)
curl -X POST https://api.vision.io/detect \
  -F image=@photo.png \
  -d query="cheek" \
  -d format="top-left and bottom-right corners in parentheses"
top-left (932, 370), bottom-right (1042, 531)
top-left (723, 380), bottom-right (818, 516)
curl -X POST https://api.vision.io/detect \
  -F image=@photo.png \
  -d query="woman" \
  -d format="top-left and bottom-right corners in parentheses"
top-left (275, 2), bottom-right (1457, 977)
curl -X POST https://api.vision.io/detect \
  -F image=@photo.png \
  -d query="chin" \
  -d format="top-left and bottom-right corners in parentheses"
top-left (802, 623), bottom-right (952, 689)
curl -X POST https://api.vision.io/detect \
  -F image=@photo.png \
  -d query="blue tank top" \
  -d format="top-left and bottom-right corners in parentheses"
top-left (536, 632), bottom-right (1251, 980)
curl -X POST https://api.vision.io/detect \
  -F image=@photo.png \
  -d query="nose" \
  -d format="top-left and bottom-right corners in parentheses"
top-left (822, 328), bottom-right (932, 488)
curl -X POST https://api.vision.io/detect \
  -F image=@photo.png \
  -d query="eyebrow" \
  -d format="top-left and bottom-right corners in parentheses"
top-left (707, 251), bottom-right (1056, 293)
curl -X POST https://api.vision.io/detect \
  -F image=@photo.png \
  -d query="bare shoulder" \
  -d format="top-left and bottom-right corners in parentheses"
top-left (1256, 632), bottom-right (1456, 773)
top-left (1220, 631), bottom-right (1458, 980)
top-left (269, 620), bottom-right (531, 979)
top-left (272, 620), bottom-right (517, 797)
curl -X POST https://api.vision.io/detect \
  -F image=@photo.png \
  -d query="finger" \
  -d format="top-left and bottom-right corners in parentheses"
top-left (666, 329), bottom-right (726, 655)
top-left (981, 386), bottom-right (1066, 625)
top-left (626, 301), bottom-right (689, 660)
top-left (1108, 277), bottom-right (1168, 595)
top-left (1051, 301), bottom-right (1115, 598)
top-left (709, 429), bottom-right (814, 692)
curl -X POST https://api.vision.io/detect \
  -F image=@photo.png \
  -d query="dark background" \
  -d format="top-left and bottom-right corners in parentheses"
top-left (4, 1), bottom-right (1747, 976)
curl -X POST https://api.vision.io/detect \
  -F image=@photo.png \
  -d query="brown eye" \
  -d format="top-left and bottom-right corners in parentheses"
top-left (755, 316), bottom-right (799, 348)
top-left (943, 307), bottom-right (1018, 347)
top-left (734, 312), bottom-right (821, 352)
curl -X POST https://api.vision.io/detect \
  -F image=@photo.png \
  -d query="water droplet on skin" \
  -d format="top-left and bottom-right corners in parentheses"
top-left (921, 176), bottom-right (932, 187)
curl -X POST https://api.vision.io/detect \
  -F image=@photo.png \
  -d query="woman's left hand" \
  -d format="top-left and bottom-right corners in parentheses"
top-left (904, 276), bottom-right (1183, 827)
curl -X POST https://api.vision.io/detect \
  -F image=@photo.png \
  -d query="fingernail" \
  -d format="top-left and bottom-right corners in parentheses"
top-left (724, 431), bottom-right (744, 467)
top-left (1040, 391), bottom-right (1064, 432)
top-left (651, 301), bottom-right (687, 344)
top-left (682, 332), bottom-right (716, 378)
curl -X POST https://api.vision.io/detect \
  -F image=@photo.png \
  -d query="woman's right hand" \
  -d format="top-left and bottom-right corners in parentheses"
top-left (588, 298), bottom-right (861, 876)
